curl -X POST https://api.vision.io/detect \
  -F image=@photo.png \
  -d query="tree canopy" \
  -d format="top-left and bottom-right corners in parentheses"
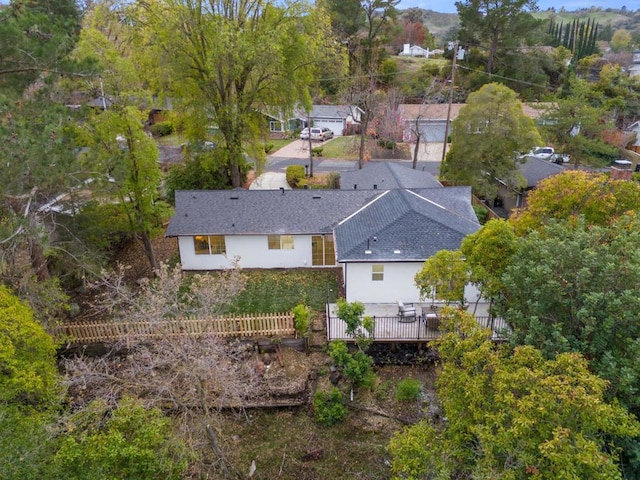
top-left (455, 0), bottom-right (541, 74)
top-left (0, 285), bottom-right (60, 406)
top-left (440, 82), bottom-right (542, 199)
top-left (389, 311), bottom-right (640, 479)
top-left (498, 215), bottom-right (640, 412)
top-left (509, 170), bottom-right (640, 235)
top-left (136, 0), bottom-right (332, 187)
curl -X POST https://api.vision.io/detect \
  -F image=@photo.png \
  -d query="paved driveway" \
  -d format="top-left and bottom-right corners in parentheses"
top-left (270, 139), bottom-right (317, 159)
top-left (249, 171), bottom-right (290, 190)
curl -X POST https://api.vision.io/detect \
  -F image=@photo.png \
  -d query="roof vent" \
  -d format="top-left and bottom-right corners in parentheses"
top-left (373, 184), bottom-right (377, 189)
top-left (353, 184), bottom-right (357, 189)
top-left (230, 194), bottom-right (239, 200)
top-left (280, 187), bottom-right (285, 195)
top-left (312, 195), bottom-right (321, 199)
top-left (394, 249), bottom-right (401, 254)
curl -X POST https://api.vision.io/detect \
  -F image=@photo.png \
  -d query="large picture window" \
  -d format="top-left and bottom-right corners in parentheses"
top-left (268, 235), bottom-right (294, 250)
top-left (193, 235), bottom-right (226, 255)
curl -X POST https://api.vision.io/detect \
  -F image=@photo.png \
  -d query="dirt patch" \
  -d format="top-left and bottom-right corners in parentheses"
top-left (112, 235), bottom-right (179, 282)
top-left (369, 142), bottom-right (411, 160)
top-left (215, 359), bottom-right (439, 480)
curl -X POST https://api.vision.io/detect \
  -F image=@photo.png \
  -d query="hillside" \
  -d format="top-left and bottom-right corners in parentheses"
top-left (533, 9), bottom-right (640, 35)
top-left (404, 7), bottom-right (640, 42)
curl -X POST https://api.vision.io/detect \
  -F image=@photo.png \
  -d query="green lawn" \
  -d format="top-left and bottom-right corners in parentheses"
top-left (319, 136), bottom-right (362, 159)
top-left (267, 138), bottom-right (295, 152)
top-left (227, 268), bottom-right (341, 314)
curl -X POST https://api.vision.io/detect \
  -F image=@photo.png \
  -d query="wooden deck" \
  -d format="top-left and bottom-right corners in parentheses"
top-left (326, 303), bottom-right (508, 342)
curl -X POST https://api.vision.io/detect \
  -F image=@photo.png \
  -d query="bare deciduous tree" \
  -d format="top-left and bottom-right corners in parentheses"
top-left (63, 261), bottom-right (255, 478)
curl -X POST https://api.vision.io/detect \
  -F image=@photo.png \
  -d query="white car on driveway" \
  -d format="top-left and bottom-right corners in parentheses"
top-left (300, 127), bottom-right (334, 141)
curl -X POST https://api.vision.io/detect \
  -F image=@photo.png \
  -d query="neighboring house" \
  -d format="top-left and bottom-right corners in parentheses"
top-left (629, 49), bottom-right (640, 78)
top-left (340, 161), bottom-right (442, 190)
top-left (165, 164), bottom-right (481, 304)
top-left (399, 103), bottom-right (551, 143)
top-left (626, 120), bottom-right (640, 153)
top-left (398, 43), bottom-right (431, 57)
top-left (497, 156), bottom-right (564, 212)
top-left (264, 105), bottom-right (364, 136)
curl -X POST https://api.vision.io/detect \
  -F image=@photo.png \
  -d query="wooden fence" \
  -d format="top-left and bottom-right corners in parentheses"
top-left (57, 312), bottom-right (295, 344)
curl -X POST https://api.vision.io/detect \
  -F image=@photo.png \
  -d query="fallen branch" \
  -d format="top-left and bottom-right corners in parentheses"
top-left (346, 404), bottom-right (413, 425)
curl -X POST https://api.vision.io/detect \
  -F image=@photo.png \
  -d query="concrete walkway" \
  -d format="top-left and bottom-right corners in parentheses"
top-left (249, 171), bottom-right (291, 190)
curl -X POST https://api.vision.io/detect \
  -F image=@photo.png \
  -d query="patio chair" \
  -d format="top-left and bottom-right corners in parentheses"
top-left (397, 301), bottom-right (417, 321)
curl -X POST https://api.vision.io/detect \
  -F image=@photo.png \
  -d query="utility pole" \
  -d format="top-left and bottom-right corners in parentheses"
top-left (307, 112), bottom-right (313, 177)
top-left (441, 42), bottom-right (458, 163)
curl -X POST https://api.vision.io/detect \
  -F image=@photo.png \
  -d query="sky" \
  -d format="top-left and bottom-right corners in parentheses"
top-left (398, 0), bottom-right (640, 14)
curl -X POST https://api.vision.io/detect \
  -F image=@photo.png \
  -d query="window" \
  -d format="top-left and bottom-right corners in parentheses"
top-left (312, 235), bottom-right (336, 266)
top-left (193, 235), bottom-right (226, 255)
top-left (268, 235), bottom-right (294, 250)
top-left (208, 235), bottom-right (226, 254)
top-left (372, 264), bottom-right (384, 281)
top-left (269, 120), bottom-right (283, 132)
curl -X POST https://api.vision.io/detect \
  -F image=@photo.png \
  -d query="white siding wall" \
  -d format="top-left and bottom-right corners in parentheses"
top-left (178, 234), bottom-right (317, 270)
top-left (344, 261), bottom-right (482, 305)
top-left (344, 262), bottom-right (423, 304)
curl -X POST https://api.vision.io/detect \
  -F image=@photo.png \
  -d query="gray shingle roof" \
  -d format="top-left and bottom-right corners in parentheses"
top-left (518, 156), bottom-right (563, 188)
top-left (334, 188), bottom-right (480, 262)
top-left (309, 105), bottom-right (359, 119)
top-left (340, 162), bottom-right (442, 190)
top-left (166, 189), bottom-right (381, 236)
top-left (166, 185), bottom-right (480, 263)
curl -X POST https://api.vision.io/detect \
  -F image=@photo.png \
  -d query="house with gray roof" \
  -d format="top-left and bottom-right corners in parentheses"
top-left (340, 162), bottom-right (442, 191)
top-left (165, 166), bottom-right (480, 303)
top-left (496, 156), bottom-right (564, 213)
top-left (264, 104), bottom-right (363, 137)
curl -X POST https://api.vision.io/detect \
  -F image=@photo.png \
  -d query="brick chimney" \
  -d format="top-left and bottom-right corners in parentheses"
top-left (611, 160), bottom-right (633, 181)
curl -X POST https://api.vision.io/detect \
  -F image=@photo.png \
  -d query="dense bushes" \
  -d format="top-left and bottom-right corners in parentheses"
top-left (286, 165), bottom-right (306, 188)
top-left (313, 388), bottom-right (347, 426)
top-left (149, 121), bottom-right (174, 137)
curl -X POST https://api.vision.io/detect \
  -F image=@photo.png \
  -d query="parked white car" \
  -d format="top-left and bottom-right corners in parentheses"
top-left (529, 147), bottom-right (554, 159)
top-left (300, 127), bottom-right (334, 141)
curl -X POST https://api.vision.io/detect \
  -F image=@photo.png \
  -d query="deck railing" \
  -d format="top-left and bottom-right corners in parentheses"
top-left (57, 312), bottom-right (295, 344)
top-left (327, 314), bottom-right (508, 342)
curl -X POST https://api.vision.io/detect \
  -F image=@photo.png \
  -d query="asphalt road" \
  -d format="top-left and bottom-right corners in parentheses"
top-left (264, 139), bottom-right (447, 177)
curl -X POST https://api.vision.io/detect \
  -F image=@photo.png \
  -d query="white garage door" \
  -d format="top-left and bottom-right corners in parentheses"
top-left (314, 119), bottom-right (344, 137)
top-left (418, 121), bottom-right (448, 142)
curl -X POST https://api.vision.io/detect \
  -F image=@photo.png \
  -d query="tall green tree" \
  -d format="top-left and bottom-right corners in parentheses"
top-left (455, 0), bottom-right (540, 74)
top-left (138, 0), bottom-right (331, 188)
top-left (541, 76), bottom-right (618, 166)
top-left (498, 216), bottom-right (640, 411)
top-left (72, 9), bottom-right (167, 270)
top-left (0, 0), bottom-right (83, 311)
top-left (0, 0), bottom-right (80, 95)
top-left (414, 250), bottom-right (469, 306)
top-left (460, 219), bottom-right (518, 310)
top-left (389, 310), bottom-right (640, 479)
top-left (440, 82), bottom-right (542, 199)
top-left (78, 107), bottom-right (165, 270)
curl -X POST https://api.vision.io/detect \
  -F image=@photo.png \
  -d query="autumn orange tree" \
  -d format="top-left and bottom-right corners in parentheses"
top-left (509, 170), bottom-right (640, 235)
